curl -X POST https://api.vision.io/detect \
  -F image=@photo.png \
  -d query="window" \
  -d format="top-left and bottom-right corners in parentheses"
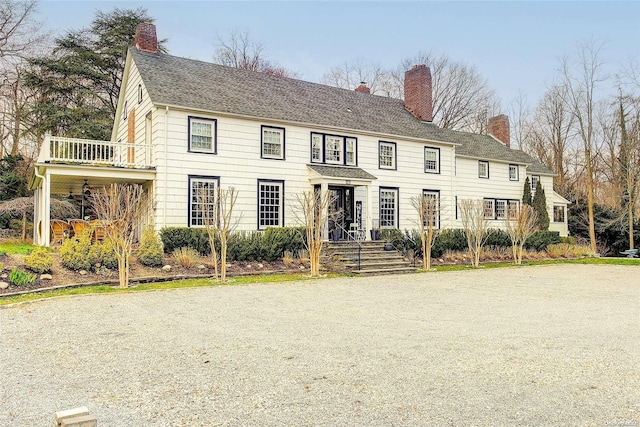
top-left (188, 116), bottom-right (216, 153)
top-left (137, 84), bottom-right (143, 104)
top-left (483, 199), bottom-right (495, 219)
top-left (325, 135), bottom-right (343, 164)
top-left (424, 147), bottom-right (440, 173)
top-left (554, 205), bottom-right (565, 222)
top-left (495, 199), bottom-right (507, 219)
top-left (379, 187), bottom-right (399, 228)
top-left (478, 161), bottom-right (489, 179)
top-left (122, 100), bottom-right (128, 120)
top-left (509, 164), bottom-right (519, 181)
top-left (379, 141), bottom-right (396, 170)
top-left (258, 180), bottom-right (284, 229)
top-left (311, 133), bottom-right (322, 163)
top-left (261, 126), bottom-right (285, 160)
top-left (531, 175), bottom-right (540, 192)
top-left (507, 200), bottom-right (519, 219)
top-left (346, 138), bottom-right (356, 166)
top-left (188, 176), bottom-right (219, 227)
top-left (422, 190), bottom-right (440, 228)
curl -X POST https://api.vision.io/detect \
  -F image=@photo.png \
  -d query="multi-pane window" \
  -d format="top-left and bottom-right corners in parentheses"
top-left (325, 135), bottom-right (343, 164)
top-left (189, 117), bottom-right (216, 153)
top-left (424, 147), bottom-right (440, 173)
top-left (311, 133), bottom-right (322, 163)
top-left (189, 176), bottom-right (219, 227)
top-left (531, 175), bottom-right (540, 192)
top-left (478, 161), bottom-right (489, 178)
top-left (379, 188), bottom-right (399, 228)
top-left (495, 199), bottom-right (507, 219)
top-left (346, 138), bottom-right (356, 166)
top-left (507, 200), bottom-right (519, 219)
top-left (509, 164), bottom-right (519, 181)
top-left (483, 199), bottom-right (495, 219)
top-left (422, 190), bottom-right (440, 228)
top-left (261, 126), bottom-right (285, 160)
top-left (379, 141), bottom-right (396, 170)
top-left (258, 180), bottom-right (284, 229)
top-left (554, 205), bottom-right (565, 222)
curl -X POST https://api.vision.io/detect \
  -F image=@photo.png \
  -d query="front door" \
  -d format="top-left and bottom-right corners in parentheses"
top-left (328, 186), bottom-right (354, 240)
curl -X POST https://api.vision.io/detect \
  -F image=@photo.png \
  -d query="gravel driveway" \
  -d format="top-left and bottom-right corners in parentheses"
top-left (1, 264), bottom-right (639, 426)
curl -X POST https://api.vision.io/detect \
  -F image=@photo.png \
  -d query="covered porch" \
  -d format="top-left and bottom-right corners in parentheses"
top-left (29, 135), bottom-right (155, 246)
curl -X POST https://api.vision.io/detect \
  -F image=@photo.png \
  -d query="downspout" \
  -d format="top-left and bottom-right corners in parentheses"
top-left (163, 106), bottom-right (169, 228)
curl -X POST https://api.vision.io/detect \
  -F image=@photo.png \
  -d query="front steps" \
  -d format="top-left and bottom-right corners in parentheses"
top-left (322, 240), bottom-right (417, 276)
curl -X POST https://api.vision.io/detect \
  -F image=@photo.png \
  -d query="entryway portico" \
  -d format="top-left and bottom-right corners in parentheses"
top-left (306, 164), bottom-right (377, 241)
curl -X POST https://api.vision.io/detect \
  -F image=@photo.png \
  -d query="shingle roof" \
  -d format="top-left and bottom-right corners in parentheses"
top-left (131, 48), bottom-right (553, 175)
top-left (307, 164), bottom-right (377, 181)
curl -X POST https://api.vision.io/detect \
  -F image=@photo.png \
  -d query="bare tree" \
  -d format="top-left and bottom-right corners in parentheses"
top-left (321, 60), bottom-right (398, 97)
top-left (506, 204), bottom-right (538, 265)
top-left (91, 183), bottom-right (149, 288)
top-left (459, 199), bottom-right (492, 267)
top-left (217, 187), bottom-right (239, 282)
top-left (0, 0), bottom-right (43, 60)
top-left (397, 51), bottom-right (500, 131)
top-left (199, 184), bottom-right (219, 280)
top-left (411, 193), bottom-right (440, 270)
top-left (561, 39), bottom-right (608, 254)
top-left (213, 29), bottom-right (298, 78)
top-left (295, 189), bottom-right (331, 277)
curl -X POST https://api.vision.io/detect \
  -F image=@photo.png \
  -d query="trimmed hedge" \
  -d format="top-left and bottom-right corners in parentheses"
top-left (160, 226), bottom-right (307, 262)
top-left (524, 231), bottom-right (561, 251)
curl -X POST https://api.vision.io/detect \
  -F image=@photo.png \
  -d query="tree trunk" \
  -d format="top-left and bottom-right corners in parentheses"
top-left (585, 149), bottom-right (597, 254)
top-left (630, 199), bottom-right (635, 250)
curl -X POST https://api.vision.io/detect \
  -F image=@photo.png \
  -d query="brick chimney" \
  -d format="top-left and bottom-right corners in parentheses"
top-left (488, 114), bottom-right (510, 148)
top-left (134, 22), bottom-right (158, 53)
top-left (355, 82), bottom-right (370, 94)
top-left (404, 65), bottom-right (433, 122)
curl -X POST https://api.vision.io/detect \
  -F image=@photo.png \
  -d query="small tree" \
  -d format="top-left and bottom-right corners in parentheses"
top-left (91, 183), bottom-right (148, 288)
top-left (199, 185), bottom-right (220, 279)
top-left (411, 193), bottom-right (440, 269)
top-left (506, 204), bottom-right (539, 265)
top-left (532, 180), bottom-right (550, 230)
top-left (459, 199), bottom-right (492, 267)
top-left (217, 187), bottom-right (239, 282)
top-left (295, 189), bottom-right (331, 277)
top-left (522, 177), bottom-right (532, 206)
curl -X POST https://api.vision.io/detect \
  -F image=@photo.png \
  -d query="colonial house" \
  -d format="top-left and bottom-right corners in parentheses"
top-left (30, 22), bottom-right (569, 246)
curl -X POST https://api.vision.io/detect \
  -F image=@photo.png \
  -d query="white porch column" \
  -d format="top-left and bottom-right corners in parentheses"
top-left (42, 171), bottom-right (51, 247)
top-left (33, 187), bottom-right (40, 244)
top-left (320, 182), bottom-right (329, 240)
top-left (365, 184), bottom-right (372, 241)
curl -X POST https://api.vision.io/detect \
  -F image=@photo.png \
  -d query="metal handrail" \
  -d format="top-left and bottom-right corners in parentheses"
top-left (332, 221), bottom-right (363, 270)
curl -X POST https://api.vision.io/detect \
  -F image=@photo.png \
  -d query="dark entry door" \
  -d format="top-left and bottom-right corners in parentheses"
top-left (328, 186), bottom-right (354, 240)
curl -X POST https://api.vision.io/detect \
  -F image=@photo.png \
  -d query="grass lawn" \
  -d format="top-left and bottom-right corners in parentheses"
top-left (0, 241), bottom-right (37, 255)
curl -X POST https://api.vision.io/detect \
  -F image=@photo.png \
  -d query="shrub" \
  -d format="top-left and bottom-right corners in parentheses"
top-left (59, 230), bottom-right (93, 271)
top-left (485, 229), bottom-right (511, 247)
top-left (261, 227), bottom-right (306, 261)
top-left (0, 261), bottom-right (3, 272)
top-left (23, 247), bottom-right (53, 273)
top-left (160, 227), bottom-right (209, 255)
top-left (88, 239), bottom-right (118, 270)
top-left (283, 250), bottom-right (294, 266)
top-left (172, 247), bottom-right (200, 268)
top-left (432, 229), bottom-right (467, 258)
top-left (227, 231), bottom-right (261, 261)
top-left (525, 231), bottom-right (561, 251)
top-left (8, 268), bottom-right (36, 287)
top-left (137, 227), bottom-right (165, 267)
top-left (560, 236), bottom-right (576, 245)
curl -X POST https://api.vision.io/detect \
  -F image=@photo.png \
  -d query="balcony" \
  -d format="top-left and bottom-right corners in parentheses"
top-left (38, 135), bottom-right (153, 169)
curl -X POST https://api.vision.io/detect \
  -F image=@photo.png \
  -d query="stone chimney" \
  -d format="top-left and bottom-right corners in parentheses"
top-left (355, 82), bottom-right (370, 94)
top-left (134, 22), bottom-right (158, 54)
top-left (488, 114), bottom-right (510, 148)
top-left (404, 65), bottom-right (433, 122)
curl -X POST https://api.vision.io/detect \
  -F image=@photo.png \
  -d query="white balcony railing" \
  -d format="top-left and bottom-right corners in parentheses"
top-left (38, 135), bottom-right (153, 168)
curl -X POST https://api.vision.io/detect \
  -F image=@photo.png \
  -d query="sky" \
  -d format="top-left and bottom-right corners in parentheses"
top-left (36, 1), bottom-right (640, 112)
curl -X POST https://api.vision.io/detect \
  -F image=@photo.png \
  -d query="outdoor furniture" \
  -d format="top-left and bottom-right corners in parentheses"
top-left (68, 219), bottom-right (90, 238)
top-left (348, 223), bottom-right (365, 242)
top-left (620, 249), bottom-right (638, 258)
top-left (50, 220), bottom-right (71, 245)
top-left (90, 220), bottom-right (107, 243)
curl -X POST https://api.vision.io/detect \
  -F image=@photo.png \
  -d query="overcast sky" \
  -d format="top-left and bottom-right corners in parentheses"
top-left (37, 1), bottom-right (640, 112)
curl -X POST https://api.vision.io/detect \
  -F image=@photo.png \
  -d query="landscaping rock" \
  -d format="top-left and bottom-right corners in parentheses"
top-left (245, 264), bottom-right (252, 269)
top-left (79, 270), bottom-right (88, 276)
top-left (257, 263), bottom-right (264, 269)
top-left (1, 273), bottom-right (7, 279)
top-left (196, 264), bottom-right (206, 270)
top-left (0, 281), bottom-right (8, 289)
top-left (40, 274), bottom-right (53, 280)
top-left (162, 265), bottom-right (171, 272)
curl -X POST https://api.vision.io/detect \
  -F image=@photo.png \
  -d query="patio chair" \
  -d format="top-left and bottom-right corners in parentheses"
top-left (50, 220), bottom-right (71, 245)
top-left (68, 219), bottom-right (90, 239)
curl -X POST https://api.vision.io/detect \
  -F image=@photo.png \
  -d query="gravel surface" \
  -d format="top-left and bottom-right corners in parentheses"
top-left (1, 264), bottom-right (639, 426)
